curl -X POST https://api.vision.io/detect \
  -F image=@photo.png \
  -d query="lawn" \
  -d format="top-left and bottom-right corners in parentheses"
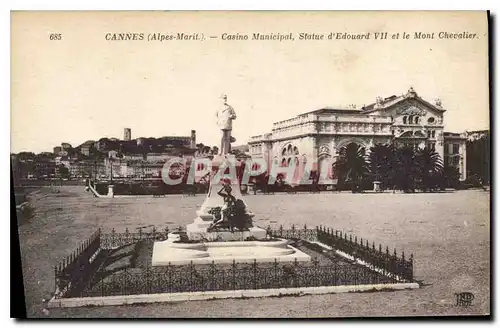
top-left (17, 186), bottom-right (490, 318)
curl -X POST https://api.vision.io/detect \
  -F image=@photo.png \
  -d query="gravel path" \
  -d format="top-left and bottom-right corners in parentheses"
top-left (16, 186), bottom-right (490, 317)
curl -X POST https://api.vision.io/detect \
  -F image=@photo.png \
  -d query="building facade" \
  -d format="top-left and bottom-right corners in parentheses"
top-left (248, 88), bottom-right (468, 182)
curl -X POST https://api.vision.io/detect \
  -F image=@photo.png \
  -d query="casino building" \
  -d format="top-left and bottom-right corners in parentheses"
top-left (248, 87), bottom-right (468, 182)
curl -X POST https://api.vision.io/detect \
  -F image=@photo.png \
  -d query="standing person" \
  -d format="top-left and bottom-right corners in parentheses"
top-left (215, 94), bottom-right (237, 155)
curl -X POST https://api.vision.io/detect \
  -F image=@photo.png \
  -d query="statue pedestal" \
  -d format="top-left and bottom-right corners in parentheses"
top-left (186, 155), bottom-right (266, 241)
top-left (151, 238), bottom-right (310, 266)
top-left (186, 226), bottom-right (267, 242)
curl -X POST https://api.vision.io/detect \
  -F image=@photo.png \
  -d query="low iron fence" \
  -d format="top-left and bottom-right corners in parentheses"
top-left (266, 224), bottom-right (318, 242)
top-left (53, 229), bottom-right (101, 298)
top-left (81, 258), bottom-right (395, 298)
top-left (316, 226), bottom-right (413, 281)
top-left (100, 226), bottom-right (173, 249)
top-left (267, 224), bottom-right (413, 281)
top-left (54, 225), bottom-right (414, 298)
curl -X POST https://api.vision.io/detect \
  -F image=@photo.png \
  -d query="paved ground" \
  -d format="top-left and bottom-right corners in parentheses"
top-left (17, 186), bottom-right (490, 318)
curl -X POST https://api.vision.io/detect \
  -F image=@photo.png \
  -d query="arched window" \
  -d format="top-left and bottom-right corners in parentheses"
top-left (287, 158), bottom-right (292, 167)
top-left (293, 146), bottom-right (299, 155)
top-left (287, 145), bottom-right (292, 155)
top-left (415, 116), bottom-right (420, 124)
top-left (281, 158), bottom-right (287, 167)
top-left (431, 131), bottom-right (436, 138)
top-left (281, 148), bottom-right (287, 156)
top-left (408, 116), bottom-right (414, 124)
top-left (403, 116), bottom-right (407, 124)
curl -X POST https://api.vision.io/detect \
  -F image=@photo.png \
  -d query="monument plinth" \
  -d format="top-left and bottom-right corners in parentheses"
top-left (186, 154), bottom-right (266, 241)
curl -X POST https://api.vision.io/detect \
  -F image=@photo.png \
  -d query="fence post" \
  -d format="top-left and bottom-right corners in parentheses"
top-left (211, 261), bottom-right (216, 291)
top-left (252, 259), bottom-right (257, 290)
top-left (53, 266), bottom-right (57, 295)
top-left (273, 259), bottom-right (278, 289)
top-left (232, 260), bottom-right (236, 290)
top-left (294, 258), bottom-right (299, 288)
top-left (385, 246), bottom-right (390, 276)
top-left (409, 253), bottom-right (414, 281)
top-left (125, 227), bottom-right (130, 245)
top-left (312, 257), bottom-right (319, 287)
top-left (146, 262), bottom-right (150, 294)
top-left (111, 228), bottom-right (116, 249)
top-left (123, 265), bottom-right (127, 296)
top-left (401, 251), bottom-right (406, 280)
top-left (169, 262), bottom-right (173, 293)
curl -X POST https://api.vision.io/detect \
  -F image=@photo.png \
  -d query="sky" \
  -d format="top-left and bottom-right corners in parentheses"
top-left (11, 11), bottom-right (489, 154)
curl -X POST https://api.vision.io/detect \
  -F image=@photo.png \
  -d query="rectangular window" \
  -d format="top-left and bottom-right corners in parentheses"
top-left (453, 144), bottom-right (460, 154)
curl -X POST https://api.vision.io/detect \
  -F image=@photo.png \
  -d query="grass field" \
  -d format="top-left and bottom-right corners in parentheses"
top-left (17, 186), bottom-right (490, 318)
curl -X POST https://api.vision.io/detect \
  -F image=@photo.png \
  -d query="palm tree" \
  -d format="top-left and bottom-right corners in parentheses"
top-left (392, 146), bottom-right (418, 193)
top-left (415, 147), bottom-right (443, 191)
top-left (368, 144), bottom-right (394, 190)
top-left (441, 164), bottom-right (460, 189)
top-left (334, 143), bottom-right (368, 193)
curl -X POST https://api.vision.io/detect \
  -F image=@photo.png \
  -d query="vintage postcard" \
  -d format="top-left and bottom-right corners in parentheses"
top-left (11, 11), bottom-right (490, 318)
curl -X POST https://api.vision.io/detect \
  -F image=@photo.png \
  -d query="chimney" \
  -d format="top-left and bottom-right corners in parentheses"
top-left (191, 130), bottom-right (196, 149)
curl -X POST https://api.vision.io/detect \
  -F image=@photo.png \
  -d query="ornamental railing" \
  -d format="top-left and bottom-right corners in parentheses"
top-left (316, 226), bottom-right (413, 282)
top-left (267, 224), bottom-right (413, 282)
top-left (81, 258), bottom-right (395, 298)
top-left (54, 225), bottom-right (414, 298)
top-left (266, 224), bottom-right (318, 242)
top-left (100, 226), bottom-right (176, 249)
top-left (53, 229), bottom-right (101, 298)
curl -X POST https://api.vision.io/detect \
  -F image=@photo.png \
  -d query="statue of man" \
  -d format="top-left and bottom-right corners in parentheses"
top-left (216, 94), bottom-right (237, 155)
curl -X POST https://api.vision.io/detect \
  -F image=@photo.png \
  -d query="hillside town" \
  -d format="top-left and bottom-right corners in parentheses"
top-left (11, 128), bottom-right (251, 184)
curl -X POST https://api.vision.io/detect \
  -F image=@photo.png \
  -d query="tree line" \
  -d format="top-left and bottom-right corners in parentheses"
top-left (334, 143), bottom-right (461, 193)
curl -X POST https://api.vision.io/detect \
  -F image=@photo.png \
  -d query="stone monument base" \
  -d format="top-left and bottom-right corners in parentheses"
top-left (186, 223), bottom-right (267, 241)
top-left (151, 237), bottom-right (311, 266)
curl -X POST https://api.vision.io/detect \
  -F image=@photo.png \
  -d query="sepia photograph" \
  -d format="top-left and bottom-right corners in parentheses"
top-left (10, 10), bottom-right (490, 319)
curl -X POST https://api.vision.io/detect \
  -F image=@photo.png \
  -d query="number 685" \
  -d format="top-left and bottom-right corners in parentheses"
top-left (49, 33), bottom-right (62, 40)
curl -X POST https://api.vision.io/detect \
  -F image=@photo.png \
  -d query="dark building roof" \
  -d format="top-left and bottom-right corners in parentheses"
top-left (299, 107), bottom-right (362, 116)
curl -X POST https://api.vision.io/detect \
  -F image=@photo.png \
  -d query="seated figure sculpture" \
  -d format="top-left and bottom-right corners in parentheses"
top-left (208, 182), bottom-right (252, 233)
